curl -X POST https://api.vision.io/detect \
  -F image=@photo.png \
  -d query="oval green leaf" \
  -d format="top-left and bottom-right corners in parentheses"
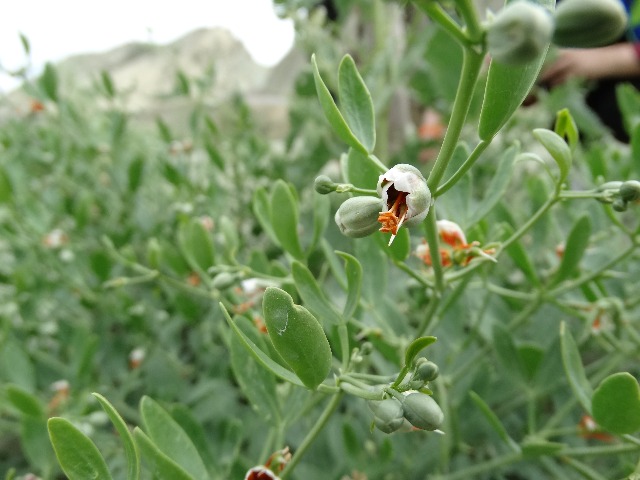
top-left (550, 214), bottom-right (591, 286)
top-left (560, 322), bottom-right (593, 412)
top-left (48, 417), bottom-right (113, 480)
top-left (262, 287), bottom-right (332, 389)
top-left (139, 397), bottom-right (208, 480)
top-left (270, 180), bottom-right (304, 260)
top-left (592, 372), bottom-right (640, 435)
top-left (336, 251), bottom-right (362, 319)
top-left (6, 385), bottom-right (44, 418)
top-left (133, 428), bottom-right (194, 480)
top-left (338, 54), bottom-right (376, 153)
top-left (93, 393), bottom-right (140, 480)
top-left (533, 128), bottom-right (572, 184)
top-left (478, 0), bottom-right (553, 141)
top-left (312, 54), bottom-right (368, 154)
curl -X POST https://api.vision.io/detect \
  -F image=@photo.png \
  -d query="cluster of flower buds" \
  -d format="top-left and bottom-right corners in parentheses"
top-left (368, 389), bottom-right (444, 434)
top-left (367, 357), bottom-right (443, 434)
top-left (328, 164), bottom-right (431, 245)
top-left (415, 220), bottom-right (496, 268)
top-left (486, 0), bottom-right (627, 66)
top-left (596, 180), bottom-right (640, 212)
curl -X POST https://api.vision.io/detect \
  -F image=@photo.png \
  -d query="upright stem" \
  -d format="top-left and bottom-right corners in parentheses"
top-left (279, 393), bottom-right (344, 479)
top-left (427, 47), bottom-right (484, 192)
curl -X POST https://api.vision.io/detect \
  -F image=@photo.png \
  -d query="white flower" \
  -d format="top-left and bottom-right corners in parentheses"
top-left (377, 164), bottom-right (431, 245)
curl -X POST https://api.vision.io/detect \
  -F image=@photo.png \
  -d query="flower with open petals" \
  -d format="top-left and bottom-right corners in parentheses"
top-left (377, 164), bottom-right (431, 245)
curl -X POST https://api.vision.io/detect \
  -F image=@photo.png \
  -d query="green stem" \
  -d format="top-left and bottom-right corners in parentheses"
top-left (424, 206), bottom-right (445, 293)
top-left (337, 323), bottom-right (350, 371)
top-left (436, 140), bottom-right (490, 197)
top-left (413, 0), bottom-right (470, 47)
top-left (393, 258), bottom-right (434, 288)
top-left (427, 48), bottom-right (484, 191)
top-left (456, 0), bottom-right (484, 43)
top-left (501, 196), bottom-right (559, 250)
top-left (549, 242), bottom-right (637, 296)
top-left (279, 393), bottom-right (344, 480)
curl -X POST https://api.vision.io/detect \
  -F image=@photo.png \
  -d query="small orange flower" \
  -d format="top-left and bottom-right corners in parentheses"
top-left (186, 272), bottom-right (201, 287)
top-left (30, 100), bottom-right (45, 113)
top-left (578, 415), bottom-right (614, 442)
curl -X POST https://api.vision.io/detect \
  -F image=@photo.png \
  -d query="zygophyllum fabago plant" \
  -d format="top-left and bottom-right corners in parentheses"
top-left (36, 0), bottom-right (640, 479)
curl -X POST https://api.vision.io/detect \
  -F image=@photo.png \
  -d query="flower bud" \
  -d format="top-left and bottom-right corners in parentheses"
top-left (314, 175), bottom-right (336, 195)
top-left (612, 198), bottom-right (628, 212)
top-left (335, 196), bottom-right (385, 238)
top-left (212, 272), bottom-right (239, 290)
top-left (619, 180), bottom-right (640, 203)
top-left (553, 0), bottom-right (627, 48)
top-left (368, 398), bottom-right (405, 434)
top-left (413, 358), bottom-right (439, 383)
top-left (377, 164), bottom-right (431, 245)
top-left (487, 1), bottom-right (553, 65)
top-left (401, 392), bottom-right (444, 431)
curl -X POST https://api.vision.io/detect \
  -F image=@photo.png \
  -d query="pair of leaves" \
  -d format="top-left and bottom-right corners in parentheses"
top-left (560, 323), bottom-right (640, 435)
top-left (49, 394), bottom-right (212, 480)
top-left (312, 54), bottom-right (376, 155)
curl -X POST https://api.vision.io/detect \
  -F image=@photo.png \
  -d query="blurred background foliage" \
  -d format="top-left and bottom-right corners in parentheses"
top-left (1, 0), bottom-right (640, 478)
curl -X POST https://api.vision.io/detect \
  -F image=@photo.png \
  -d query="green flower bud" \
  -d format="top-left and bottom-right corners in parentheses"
top-left (413, 358), bottom-right (440, 383)
top-left (368, 398), bottom-right (405, 434)
top-left (212, 272), bottom-right (238, 290)
top-left (335, 196), bottom-right (385, 238)
top-left (553, 0), bottom-right (627, 48)
top-left (314, 175), bottom-right (336, 195)
top-left (619, 180), bottom-right (640, 203)
top-left (612, 198), bottom-right (628, 212)
top-left (487, 1), bottom-right (553, 65)
top-left (402, 392), bottom-right (444, 431)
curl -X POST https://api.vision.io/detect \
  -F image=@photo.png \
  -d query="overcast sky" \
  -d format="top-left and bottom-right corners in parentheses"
top-left (0, 0), bottom-right (295, 91)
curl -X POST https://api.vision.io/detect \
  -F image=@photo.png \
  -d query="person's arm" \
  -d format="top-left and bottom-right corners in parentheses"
top-left (541, 42), bottom-right (640, 86)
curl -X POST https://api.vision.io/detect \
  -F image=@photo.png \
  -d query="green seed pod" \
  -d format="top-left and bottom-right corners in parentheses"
top-left (553, 0), bottom-right (628, 48)
top-left (487, 1), bottom-right (554, 66)
top-left (368, 398), bottom-right (405, 434)
top-left (314, 175), bottom-right (336, 195)
top-left (413, 359), bottom-right (440, 383)
top-left (334, 196), bottom-right (384, 238)
top-left (402, 392), bottom-right (444, 431)
top-left (619, 180), bottom-right (640, 203)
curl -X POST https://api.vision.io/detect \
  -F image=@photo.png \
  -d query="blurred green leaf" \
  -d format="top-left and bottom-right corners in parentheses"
top-left (493, 324), bottom-right (527, 383)
top-left (311, 192), bottom-right (331, 251)
top-left (549, 214), bottom-right (591, 286)
top-left (377, 226), bottom-right (411, 261)
top-left (262, 287), bottom-right (332, 389)
top-left (336, 251), bottom-right (362, 319)
top-left (139, 396), bottom-right (208, 480)
top-left (478, 0), bottom-right (553, 140)
top-left (93, 393), bottom-right (140, 480)
top-left (221, 303), bottom-right (305, 387)
top-left (270, 180), bottom-right (304, 260)
top-left (341, 148), bottom-right (381, 189)
top-left (100, 71), bottom-right (116, 98)
top-left (521, 438), bottom-right (565, 457)
top-left (6, 385), bottom-right (44, 418)
top-left (127, 156), bottom-right (144, 193)
top-left (1, 340), bottom-right (36, 392)
top-left (517, 343), bottom-right (544, 383)
top-left (311, 54), bottom-right (367, 154)
top-left (39, 63), bottom-right (58, 102)
top-left (592, 372), bottom-right (640, 434)
top-left (292, 261), bottom-right (342, 326)
top-left (253, 187), bottom-right (278, 244)
top-left (533, 128), bottom-right (572, 185)
top-left (560, 322), bottom-right (593, 412)
top-left (0, 166), bottom-right (13, 204)
top-left (23, 416), bottom-right (55, 474)
top-left (469, 144), bottom-right (518, 227)
top-left (503, 225), bottom-right (541, 286)
top-left (230, 317), bottom-right (280, 422)
top-left (177, 219), bottom-right (215, 272)
top-left (48, 417), bottom-right (113, 480)
top-left (133, 428), bottom-right (194, 480)
top-left (338, 54), bottom-right (375, 153)
top-left (19, 32), bottom-right (30, 55)
top-left (469, 391), bottom-right (521, 453)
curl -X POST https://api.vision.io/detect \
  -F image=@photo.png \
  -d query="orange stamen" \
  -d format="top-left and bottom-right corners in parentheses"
top-left (378, 191), bottom-right (408, 245)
